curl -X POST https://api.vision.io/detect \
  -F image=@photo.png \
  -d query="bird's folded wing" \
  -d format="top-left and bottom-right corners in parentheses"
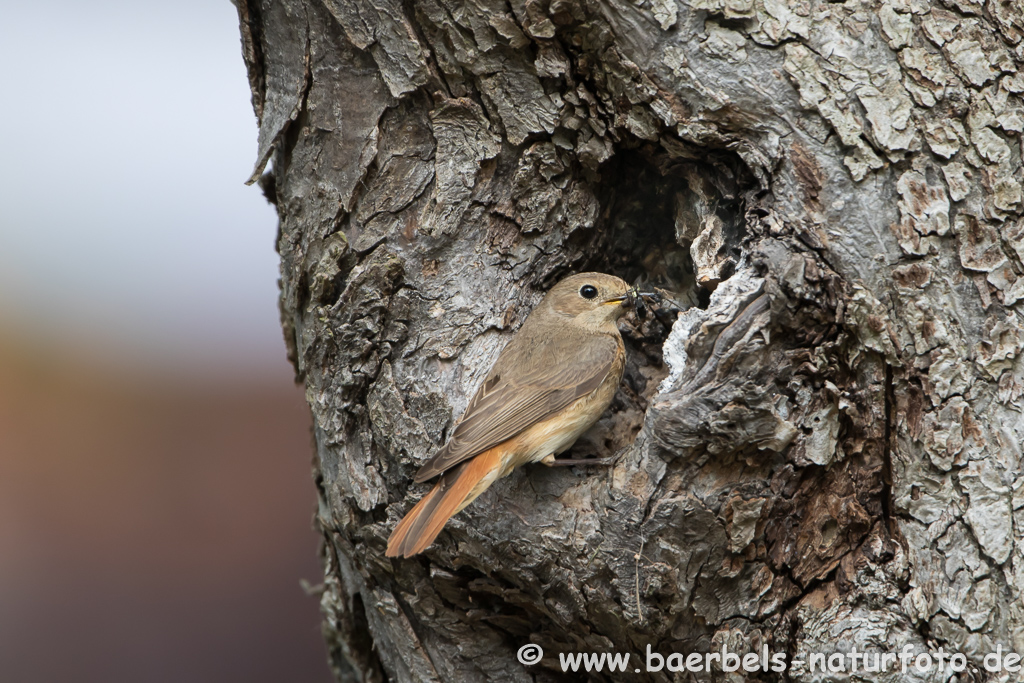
top-left (413, 334), bottom-right (618, 482)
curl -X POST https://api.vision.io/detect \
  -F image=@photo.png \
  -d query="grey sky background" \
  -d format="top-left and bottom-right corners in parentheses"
top-left (0, 1), bottom-right (284, 378)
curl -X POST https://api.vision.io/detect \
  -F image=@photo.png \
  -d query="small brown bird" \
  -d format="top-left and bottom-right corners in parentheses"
top-left (386, 272), bottom-right (633, 558)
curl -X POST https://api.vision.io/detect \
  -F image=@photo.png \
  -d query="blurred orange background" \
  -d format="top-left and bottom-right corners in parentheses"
top-left (0, 2), bottom-right (332, 681)
top-left (0, 334), bottom-right (330, 683)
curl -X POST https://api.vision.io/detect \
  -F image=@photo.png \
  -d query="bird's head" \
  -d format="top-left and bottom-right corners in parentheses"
top-left (545, 272), bottom-right (633, 331)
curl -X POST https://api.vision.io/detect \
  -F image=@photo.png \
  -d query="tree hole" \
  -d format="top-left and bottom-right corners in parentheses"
top-left (566, 142), bottom-right (752, 461)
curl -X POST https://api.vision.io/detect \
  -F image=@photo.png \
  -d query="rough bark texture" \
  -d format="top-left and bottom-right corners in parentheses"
top-left (236, 0), bottom-right (1024, 679)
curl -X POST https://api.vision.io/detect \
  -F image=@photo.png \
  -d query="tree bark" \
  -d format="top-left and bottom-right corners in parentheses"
top-left (235, 0), bottom-right (1024, 680)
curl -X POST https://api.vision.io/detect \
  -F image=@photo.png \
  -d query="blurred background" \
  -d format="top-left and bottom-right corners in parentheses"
top-left (0, 2), bottom-right (332, 682)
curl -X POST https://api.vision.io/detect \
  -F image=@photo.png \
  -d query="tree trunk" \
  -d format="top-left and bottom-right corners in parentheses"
top-left (235, 0), bottom-right (1024, 679)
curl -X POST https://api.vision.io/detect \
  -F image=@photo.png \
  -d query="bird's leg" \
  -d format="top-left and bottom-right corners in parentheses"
top-left (540, 453), bottom-right (618, 467)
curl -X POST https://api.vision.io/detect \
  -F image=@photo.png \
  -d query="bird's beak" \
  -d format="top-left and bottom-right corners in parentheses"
top-left (603, 294), bottom-right (630, 307)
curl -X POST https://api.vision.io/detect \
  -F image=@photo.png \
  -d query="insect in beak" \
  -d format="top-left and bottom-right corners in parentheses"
top-left (625, 286), bottom-right (647, 317)
top-left (628, 287), bottom-right (687, 320)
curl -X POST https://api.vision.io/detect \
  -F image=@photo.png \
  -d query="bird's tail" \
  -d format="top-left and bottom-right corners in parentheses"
top-left (385, 446), bottom-right (504, 558)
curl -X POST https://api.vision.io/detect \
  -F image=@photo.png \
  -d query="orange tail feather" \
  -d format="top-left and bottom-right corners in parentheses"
top-left (386, 446), bottom-right (504, 558)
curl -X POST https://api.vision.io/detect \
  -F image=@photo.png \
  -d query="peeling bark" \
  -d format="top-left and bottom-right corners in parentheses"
top-left (235, 0), bottom-right (1024, 679)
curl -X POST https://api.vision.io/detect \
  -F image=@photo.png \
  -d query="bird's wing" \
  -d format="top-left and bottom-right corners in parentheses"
top-left (413, 331), bottom-right (620, 482)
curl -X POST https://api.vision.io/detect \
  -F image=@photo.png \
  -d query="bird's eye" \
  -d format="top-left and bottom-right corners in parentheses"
top-left (579, 285), bottom-right (598, 299)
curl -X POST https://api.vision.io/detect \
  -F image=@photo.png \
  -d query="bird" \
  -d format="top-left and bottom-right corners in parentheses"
top-left (386, 272), bottom-right (634, 558)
